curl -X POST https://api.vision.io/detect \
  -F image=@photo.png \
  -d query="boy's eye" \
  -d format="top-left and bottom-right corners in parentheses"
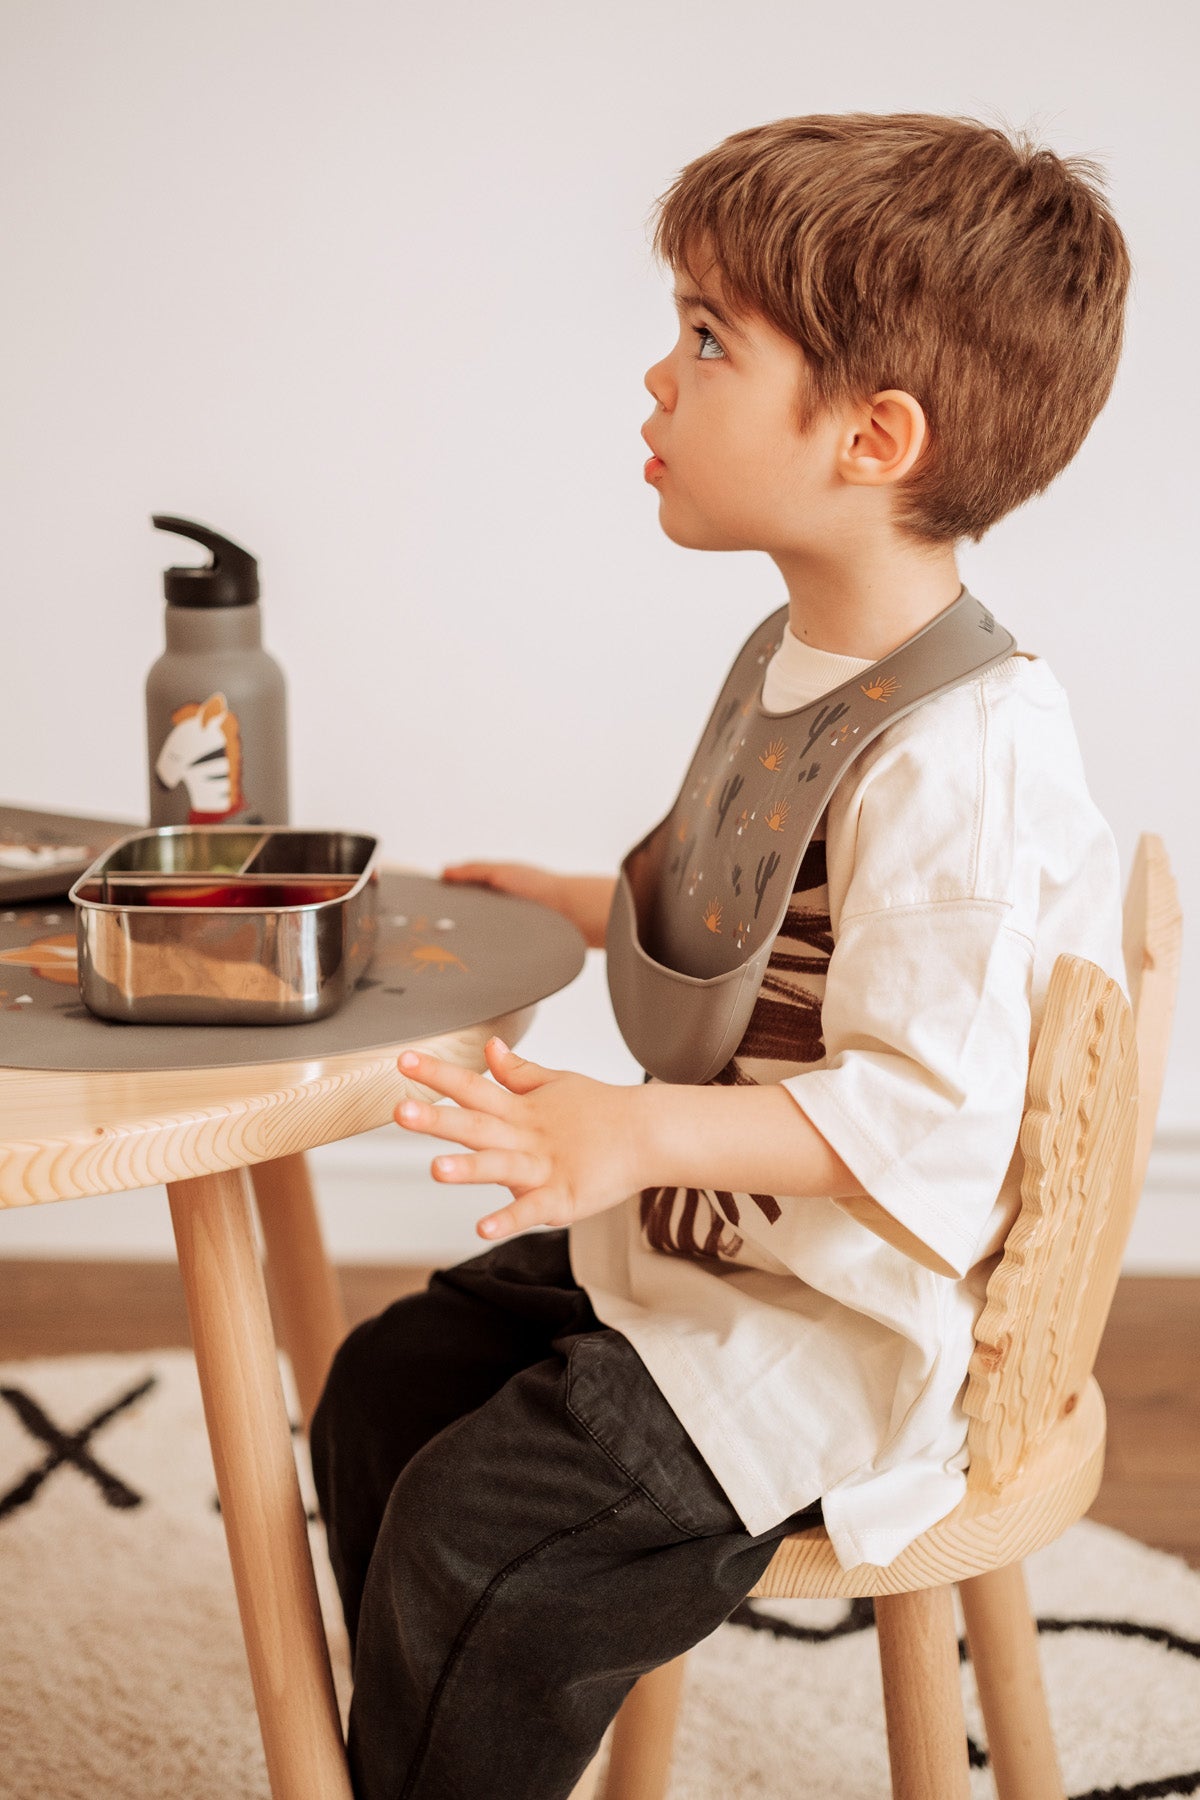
top-left (693, 324), bottom-right (725, 360)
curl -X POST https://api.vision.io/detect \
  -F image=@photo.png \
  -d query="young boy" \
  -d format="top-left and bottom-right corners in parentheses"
top-left (310, 112), bottom-right (1131, 1799)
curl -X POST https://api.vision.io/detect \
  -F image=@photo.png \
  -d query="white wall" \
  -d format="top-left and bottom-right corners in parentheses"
top-left (2, 0), bottom-right (1196, 1263)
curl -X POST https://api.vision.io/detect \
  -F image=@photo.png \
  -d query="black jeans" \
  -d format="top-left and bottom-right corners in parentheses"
top-left (309, 1227), bottom-right (822, 1800)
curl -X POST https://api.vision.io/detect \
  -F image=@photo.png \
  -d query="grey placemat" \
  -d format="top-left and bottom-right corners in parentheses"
top-left (0, 872), bottom-right (587, 1072)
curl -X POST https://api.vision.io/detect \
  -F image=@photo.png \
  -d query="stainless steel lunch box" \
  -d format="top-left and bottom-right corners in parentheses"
top-left (70, 826), bottom-right (379, 1025)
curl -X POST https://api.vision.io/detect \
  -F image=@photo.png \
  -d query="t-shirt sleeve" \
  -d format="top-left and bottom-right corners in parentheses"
top-left (778, 684), bottom-right (1035, 1280)
top-left (781, 897), bottom-right (1033, 1278)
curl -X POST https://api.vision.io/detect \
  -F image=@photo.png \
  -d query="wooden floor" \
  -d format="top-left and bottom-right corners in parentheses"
top-left (1, 1262), bottom-right (1197, 1568)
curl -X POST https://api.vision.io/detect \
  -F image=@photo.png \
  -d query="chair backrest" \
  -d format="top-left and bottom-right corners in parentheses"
top-left (963, 833), bottom-right (1182, 1494)
top-left (1122, 836), bottom-right (1184, 1201)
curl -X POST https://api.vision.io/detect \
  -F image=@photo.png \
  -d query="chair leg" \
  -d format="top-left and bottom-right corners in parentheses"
top-left (874, 1587), bottom-right (970, 1800)
top-left (250, 1151), bottom-right (348, 1430)
top-left (959, 1561), bottom-right (1064, 1800)
top-left (600, 1653), bottom-right (689, 1800)
top-left (167, 1166), bottom-right (351, 1800)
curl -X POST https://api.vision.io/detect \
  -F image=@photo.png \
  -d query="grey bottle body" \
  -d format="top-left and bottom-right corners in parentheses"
top-left (146, 602), bottom-right (290, 826)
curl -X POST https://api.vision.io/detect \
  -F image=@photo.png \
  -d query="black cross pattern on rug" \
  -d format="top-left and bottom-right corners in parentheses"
top-left (730, 1599), bottom-right (1200, 1800)
top-left (0, 1375), bottom-right (156, 1520)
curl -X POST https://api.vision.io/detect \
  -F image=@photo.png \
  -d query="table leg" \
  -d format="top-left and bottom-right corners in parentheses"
top-left (167, 1166), bottom-right (352, 1800)
top-left (250, 1151), bottom-right (348, 1429)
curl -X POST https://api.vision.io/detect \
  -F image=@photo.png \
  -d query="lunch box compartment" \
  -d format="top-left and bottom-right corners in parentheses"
top-left (70, 826), bottom-right (379, 1025)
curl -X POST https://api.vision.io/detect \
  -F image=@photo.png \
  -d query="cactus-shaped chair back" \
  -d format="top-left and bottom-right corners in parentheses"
top-left (964, 835), bottom-right (1182, 1492)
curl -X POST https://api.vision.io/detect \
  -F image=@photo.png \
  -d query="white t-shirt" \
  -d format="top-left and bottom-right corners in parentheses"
top-left (569, 621), bottom-right (1127, 1571)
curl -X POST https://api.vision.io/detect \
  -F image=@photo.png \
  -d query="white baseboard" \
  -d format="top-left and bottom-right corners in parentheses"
top-left (2, 1125), bottom-right (1198, 1273)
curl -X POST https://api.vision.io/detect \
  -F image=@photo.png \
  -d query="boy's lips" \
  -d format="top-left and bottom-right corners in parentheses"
top-left (644, 455), bottom-right (666, 481)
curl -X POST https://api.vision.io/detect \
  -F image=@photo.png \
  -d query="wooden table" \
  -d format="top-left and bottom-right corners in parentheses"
top-left (0, 997), bottom-right (538, 1798)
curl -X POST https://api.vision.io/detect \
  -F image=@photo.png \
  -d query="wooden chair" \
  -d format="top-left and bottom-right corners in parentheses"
top-left (589, 833), bottom-right (1182, 1800)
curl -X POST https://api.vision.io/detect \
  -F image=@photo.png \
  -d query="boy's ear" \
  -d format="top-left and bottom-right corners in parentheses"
top-left (836, 389), bottom-right (929, 488)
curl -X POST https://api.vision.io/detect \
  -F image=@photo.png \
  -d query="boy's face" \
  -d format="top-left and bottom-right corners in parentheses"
top-left (643, 259), bottom-right (849, 554)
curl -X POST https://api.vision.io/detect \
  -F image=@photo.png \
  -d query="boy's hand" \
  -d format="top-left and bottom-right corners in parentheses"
top-left (394, 1038), bottom-right (644, 1239)
top-left (441, 859), bottom-right (567, 913)
top-left (441, 861), bottom-right (616, 950)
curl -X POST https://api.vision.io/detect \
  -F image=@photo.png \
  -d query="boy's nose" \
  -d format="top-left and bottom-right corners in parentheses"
top-left (644, 360), bottom-right (672, 409)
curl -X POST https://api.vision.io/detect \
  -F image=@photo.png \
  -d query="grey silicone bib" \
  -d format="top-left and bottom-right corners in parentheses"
top-left (606, 589), bottom-right (1015, 1083)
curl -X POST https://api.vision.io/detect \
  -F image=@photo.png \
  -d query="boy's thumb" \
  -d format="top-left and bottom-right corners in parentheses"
top-left (487, 1038), bottom-right (546, 1092)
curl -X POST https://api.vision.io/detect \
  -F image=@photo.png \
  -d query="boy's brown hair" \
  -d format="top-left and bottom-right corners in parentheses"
top-left (648, 113), bottom-right (1130, 542)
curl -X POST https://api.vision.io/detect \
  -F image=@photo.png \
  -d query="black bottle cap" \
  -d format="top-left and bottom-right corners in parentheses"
top-left (152, 515), bottom-right (260, 608)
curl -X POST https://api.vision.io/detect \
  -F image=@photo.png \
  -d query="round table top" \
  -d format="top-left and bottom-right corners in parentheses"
top-left (0, 859), bottom-right (584, 1207)
top-left (0, 1002), bottom-right (536, 1209)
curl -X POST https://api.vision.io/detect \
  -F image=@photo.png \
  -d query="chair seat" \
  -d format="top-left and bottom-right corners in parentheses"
top-left (750, 1376), bottom-right (1106, 1600)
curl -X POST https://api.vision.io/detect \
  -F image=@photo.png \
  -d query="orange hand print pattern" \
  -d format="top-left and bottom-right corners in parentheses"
top-left (408, 943), bottom-right (469, 975)
top-left (0, 934), bottom-right (78, 988)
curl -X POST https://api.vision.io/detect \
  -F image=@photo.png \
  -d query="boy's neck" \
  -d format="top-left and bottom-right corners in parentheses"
top-left (771, 535), bottom-right (963, 662)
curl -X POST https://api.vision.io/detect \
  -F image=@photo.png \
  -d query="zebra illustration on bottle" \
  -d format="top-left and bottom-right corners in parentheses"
top-left (154, 692), bottom-right (248, 824)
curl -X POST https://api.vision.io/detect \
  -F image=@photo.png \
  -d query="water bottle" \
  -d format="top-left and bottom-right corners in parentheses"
top-left (146, 515), bottom-right (289, 827)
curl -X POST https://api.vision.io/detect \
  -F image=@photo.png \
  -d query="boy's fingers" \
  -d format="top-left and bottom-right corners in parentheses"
top-left (485, 1037), bottom-right (551, 1093)
top-left (395, 1099), bottom-right (524, 1153)
top-left (477, 1189), bottom-right (562, 1239)
top-left (431, 1150), bottom-right (550, 1190)
top-left (397, 1049), bottom-right (515, 1116)
top-left (442, 861), bottom-right (523, 880)
top-left (441, 863), bottom-right (488, 879)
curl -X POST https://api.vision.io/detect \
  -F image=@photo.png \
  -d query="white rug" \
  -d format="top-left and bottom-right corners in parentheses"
top-left (1, 1351), bottom-right (1197, 1800)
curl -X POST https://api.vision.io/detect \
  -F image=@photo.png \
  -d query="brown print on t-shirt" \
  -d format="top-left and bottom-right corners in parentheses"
top-left (638, 1187), bottom-right (742, 1261)
top-left (720, 831), bottom-right (831, 1075)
